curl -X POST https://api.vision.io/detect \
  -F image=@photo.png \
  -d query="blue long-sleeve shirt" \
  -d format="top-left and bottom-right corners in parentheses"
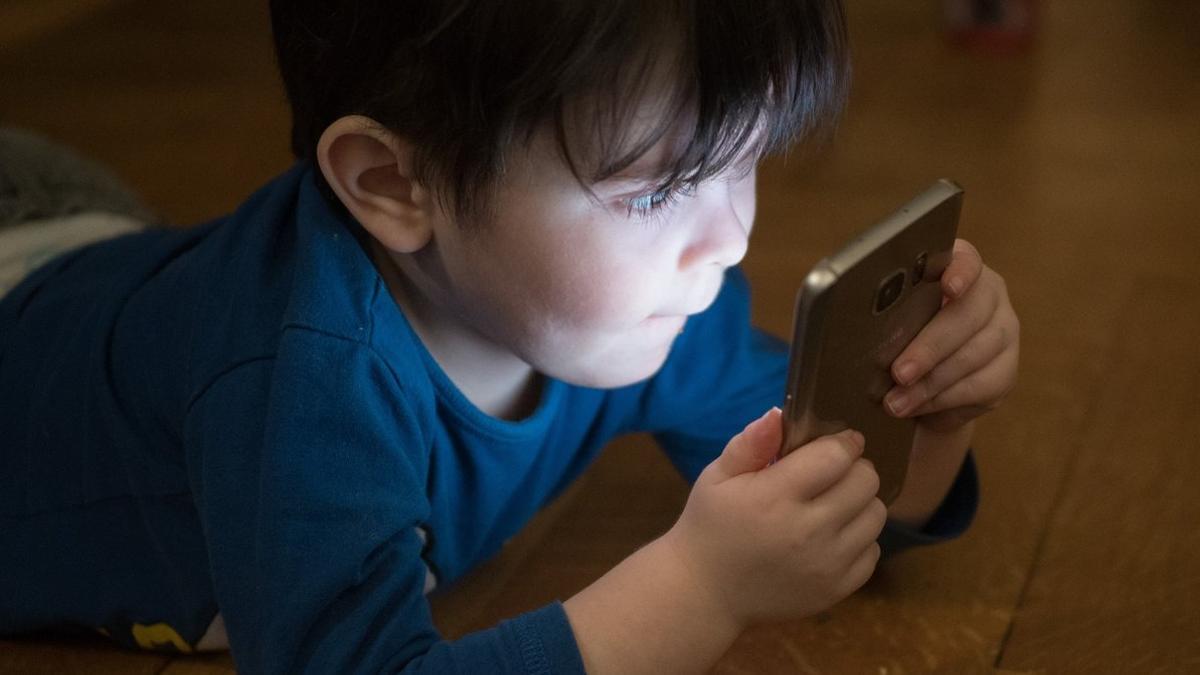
top-left (0, 164), bottom-right (976, 673)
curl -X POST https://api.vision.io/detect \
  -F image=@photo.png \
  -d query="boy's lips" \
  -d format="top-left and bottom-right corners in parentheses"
top-left (660, 276), bottom-right (724, 318)
top-left (652, 297), bottom-right (717, 320)
top-left (644, 274), bottom-right (724, 325)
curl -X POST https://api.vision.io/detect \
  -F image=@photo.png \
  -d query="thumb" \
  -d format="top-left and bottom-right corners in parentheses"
top-left (710, 407), bottom-right (783, 481)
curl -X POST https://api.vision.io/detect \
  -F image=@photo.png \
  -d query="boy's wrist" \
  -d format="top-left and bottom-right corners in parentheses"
top-left (888, 421), bottom-right (975, 529)
top-left (655, 529), bottom-right (748, 635)
top-left (564, 533), bottom-right (744, 674)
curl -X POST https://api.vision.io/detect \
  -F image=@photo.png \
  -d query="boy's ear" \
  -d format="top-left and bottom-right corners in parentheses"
top-left (316, 115), bottom-right (435, 253)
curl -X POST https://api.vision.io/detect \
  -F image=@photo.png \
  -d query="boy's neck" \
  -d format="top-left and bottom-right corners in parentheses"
top-left (364, 238), bottom-right (543, 422)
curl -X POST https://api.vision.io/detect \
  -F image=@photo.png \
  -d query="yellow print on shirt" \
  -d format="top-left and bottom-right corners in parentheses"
top-left (131, 622), bottom-right (193, 653)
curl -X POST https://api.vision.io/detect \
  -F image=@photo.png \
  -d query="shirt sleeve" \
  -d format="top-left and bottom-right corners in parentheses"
top-left (183, 329), bottom-right (585, 674)
top-left (636, 267), bottom-right (979, 554)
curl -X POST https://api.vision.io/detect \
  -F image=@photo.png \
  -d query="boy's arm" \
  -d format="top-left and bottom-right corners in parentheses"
top-left (887, 421), bottom-right (975, 529)
top-left (879, 239), bottom-right (1017, 534)
top-left (564, 536), bottom-right (743, 674)
top-left (567, 412), bottom-right (882, 675)
top-left (186, 338), bottom-right (586, 675)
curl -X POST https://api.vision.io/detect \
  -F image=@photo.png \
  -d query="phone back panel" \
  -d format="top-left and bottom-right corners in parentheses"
top-left (781, 180), bottom-right (962, 504)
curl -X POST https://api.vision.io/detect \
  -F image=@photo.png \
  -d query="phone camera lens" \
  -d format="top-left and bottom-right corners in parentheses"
top-left (875, 271), bottom-right (907, 314)
top-left (913, 252), bottom-right (928, 285)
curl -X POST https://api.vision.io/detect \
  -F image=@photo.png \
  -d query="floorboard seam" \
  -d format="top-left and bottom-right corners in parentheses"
top-left (992, 412), bottom-right (1087, 668)
top-left (992, 295), bottom-right (1130, 669)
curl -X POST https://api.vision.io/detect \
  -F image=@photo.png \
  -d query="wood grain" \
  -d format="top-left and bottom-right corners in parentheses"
top-left (0, 633), bottom-right (166, 675)
top-left (997, 274), bottom-right (1200, 671)
top-left (1, 0), bottom-right (1198, 673)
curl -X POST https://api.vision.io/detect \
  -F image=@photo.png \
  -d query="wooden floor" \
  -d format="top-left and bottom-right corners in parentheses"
top-left (2, 1), bottom-right (1198, 672)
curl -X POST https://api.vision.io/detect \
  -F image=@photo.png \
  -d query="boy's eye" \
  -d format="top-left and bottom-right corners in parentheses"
top-left (628, 190), bottom-right (671, 213)
top-left (625, 185), bottom-right (690, 220)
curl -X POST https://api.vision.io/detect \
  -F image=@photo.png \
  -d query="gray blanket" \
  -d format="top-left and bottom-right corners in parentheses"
top-left (0, 128), bottom-right (156, 229)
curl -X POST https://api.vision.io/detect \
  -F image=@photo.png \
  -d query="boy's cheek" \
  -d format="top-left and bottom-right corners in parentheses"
top-left (552, 262), bottom-right (670, 326)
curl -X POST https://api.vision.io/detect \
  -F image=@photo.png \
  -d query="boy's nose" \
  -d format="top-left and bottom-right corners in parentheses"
top-left (678, 188), bottom-right (750, 271)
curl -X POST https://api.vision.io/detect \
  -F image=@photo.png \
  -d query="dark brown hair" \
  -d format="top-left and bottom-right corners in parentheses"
top-left (270, 0), bottom-right (850, 222)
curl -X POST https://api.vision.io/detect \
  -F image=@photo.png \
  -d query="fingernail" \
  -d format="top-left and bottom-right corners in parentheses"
top-left (947, 277), bottom-right (963, 296)
top-left (886, 391), bottom-right (909, 416)
top-left (896, 361), bottom-right (918, 384)
top-left (848, 429), bottom-right (865, 447)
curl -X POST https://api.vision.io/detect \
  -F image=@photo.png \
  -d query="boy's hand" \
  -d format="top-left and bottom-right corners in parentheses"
top-left (884, 239), bottom-right (1020, 433)
top-left (662, 409), bottom-right (885, 628)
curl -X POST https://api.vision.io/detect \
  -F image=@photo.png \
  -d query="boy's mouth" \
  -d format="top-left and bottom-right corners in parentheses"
top-left (658, 276), bottom-right (724, 320)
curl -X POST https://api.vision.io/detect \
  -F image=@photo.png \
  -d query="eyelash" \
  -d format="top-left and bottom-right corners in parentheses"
top-left (625, 185), bottom-right (690, 224)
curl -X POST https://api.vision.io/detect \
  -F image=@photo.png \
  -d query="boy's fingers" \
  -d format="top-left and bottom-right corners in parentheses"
top-left (710, 408), bottom-right (783, 480)
top-left (885, 315), bottom-right (1010, 417)
top-left (836, 496), bottom-right (888, 555)
top-left (891, 270), bottom-right (997, 386)
top-left (809, 457), bottom-right (880, 528)
top-left (837, 541), bottom-right (882, 598)
top-left (773, 429), bottom-right (865, 499)
top-left (941, 238), bottom-right (984, 299)
top-left (908, 345), bottom-right (1019, 417)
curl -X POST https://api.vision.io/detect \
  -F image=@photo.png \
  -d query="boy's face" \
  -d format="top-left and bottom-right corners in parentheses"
top-left (404, 124), bottom-right (758, 389)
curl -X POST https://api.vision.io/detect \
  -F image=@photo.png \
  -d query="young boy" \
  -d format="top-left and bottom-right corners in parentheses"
top-left (0, 0), bottom-right (1019, 672)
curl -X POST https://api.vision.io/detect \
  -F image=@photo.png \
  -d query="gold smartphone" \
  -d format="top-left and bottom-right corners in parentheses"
top-left (780, 180), bottom-right (963, 504)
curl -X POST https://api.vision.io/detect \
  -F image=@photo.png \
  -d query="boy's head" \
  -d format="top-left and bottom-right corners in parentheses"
top-left (271, 0), bottom-right (849, 223)
top-left (270, 1), bottom-right (849, 388)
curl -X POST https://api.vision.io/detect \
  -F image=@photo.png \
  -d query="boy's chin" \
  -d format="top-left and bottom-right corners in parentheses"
top-left (548, 347), bottom-right (673, 389)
